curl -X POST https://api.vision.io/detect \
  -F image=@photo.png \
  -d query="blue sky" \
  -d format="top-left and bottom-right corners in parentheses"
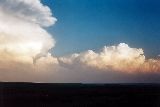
top-left (42, 0), bottom-right (160, 58)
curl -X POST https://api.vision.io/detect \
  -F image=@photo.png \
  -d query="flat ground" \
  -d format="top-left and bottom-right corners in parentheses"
top-left (0, 83), bottom-right (160, 107)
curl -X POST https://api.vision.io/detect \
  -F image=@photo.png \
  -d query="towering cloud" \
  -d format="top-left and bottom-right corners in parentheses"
top-left (59, 43), bottom-right (160, 73)
top-left (0, 0), bottom-right (56, 63)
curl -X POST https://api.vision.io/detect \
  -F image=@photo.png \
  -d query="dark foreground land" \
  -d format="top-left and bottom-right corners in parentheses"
top-left (0, 83), bottom-right (160, 107)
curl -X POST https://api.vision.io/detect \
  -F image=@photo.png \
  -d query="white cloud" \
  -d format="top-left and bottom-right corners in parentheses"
top-left (59, 43), bottom-right (146, 73)
top-left (0, 42), bottom-right (160, 83)
top-left (0, 0), bottom-right (57, 27)
top-left (0, 0), bottom-right (56, 63)
top-left (59, 43), bottom-right (160, 73)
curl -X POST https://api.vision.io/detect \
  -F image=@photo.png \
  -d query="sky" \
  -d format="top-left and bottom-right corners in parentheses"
top-left (0, 0), bottom-right (160, 83)
top-left (42, 0), bottom-right (160, 58)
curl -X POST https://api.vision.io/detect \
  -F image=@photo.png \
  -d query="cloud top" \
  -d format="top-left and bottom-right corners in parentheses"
top-left (59, 43), bottom-right (160, 73)
top-left (0, 0), bottom-right (57, 27)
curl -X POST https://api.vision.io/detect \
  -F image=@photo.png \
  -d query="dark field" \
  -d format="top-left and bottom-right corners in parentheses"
top-left (0, 83), bottom-right (160, 107)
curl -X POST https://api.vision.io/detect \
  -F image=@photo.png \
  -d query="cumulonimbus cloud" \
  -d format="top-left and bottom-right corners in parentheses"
top-left (0, 0), bottom-right (57, 63)
top-left (0, 0), bottom-right (160, 82)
